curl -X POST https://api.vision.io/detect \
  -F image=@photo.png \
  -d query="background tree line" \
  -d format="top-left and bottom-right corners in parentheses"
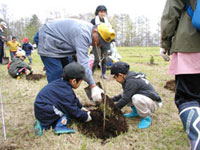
top-left (0, 4), bottom-right (160, 46)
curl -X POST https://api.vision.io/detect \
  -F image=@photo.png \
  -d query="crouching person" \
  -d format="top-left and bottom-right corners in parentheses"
top-left (111, 62), bottom-right (162, 129)
top-left (34, 62), bottom-right (92, 136)
top-left (8, 50), bottom-right (33, 78)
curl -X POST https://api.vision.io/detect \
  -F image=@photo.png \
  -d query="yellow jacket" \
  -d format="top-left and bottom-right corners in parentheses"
top-left (6, 41), bottom-right (21, 52)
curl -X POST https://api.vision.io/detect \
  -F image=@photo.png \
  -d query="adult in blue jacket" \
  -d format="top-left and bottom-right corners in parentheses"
top-left (34, 62), bottom-right (92, 136)
top-left (37, 18), bottom-right (115, 102)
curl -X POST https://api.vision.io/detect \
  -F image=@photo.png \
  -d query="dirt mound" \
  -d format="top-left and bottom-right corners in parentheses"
top-left (77, 94), bottom-right (128, 140)
top-left (164, 79), bottom-right (175, 92)
top-left (26, 73), bottom-right (45, 81)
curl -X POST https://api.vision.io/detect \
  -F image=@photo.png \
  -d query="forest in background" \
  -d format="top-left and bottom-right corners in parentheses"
top-left (0, 4), bottom-right (161, 47)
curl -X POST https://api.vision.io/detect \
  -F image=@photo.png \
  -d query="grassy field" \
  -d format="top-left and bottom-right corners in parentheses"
top-left (0, 47), bottom-right (190, 150)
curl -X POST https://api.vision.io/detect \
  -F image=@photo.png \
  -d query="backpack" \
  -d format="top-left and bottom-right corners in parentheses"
top-left (186, 0), bottom-right (200, 30)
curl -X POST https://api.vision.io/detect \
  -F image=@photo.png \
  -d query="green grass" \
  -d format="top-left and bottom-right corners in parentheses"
top-left (0, 47), bottom-right (190, 150)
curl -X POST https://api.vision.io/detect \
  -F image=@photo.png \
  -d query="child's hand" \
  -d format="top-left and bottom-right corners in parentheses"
top-left (30, 69), bottom-right (34, 74)
top-left (81, 107), bottom-right (89, 112)
top-left (85, 111), bottom-right (92, 122)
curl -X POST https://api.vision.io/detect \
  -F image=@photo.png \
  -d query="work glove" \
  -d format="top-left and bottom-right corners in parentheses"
top-left (81, 107), bottom-right (89, 112)
top-left (160, 48), bottom-right (170, 61)
top-left (85, 111), bottom-right (92, 122)
top-left (30, 69), bottom-right (33, 74)
top-left (91, 86), bottom-right (104, 102)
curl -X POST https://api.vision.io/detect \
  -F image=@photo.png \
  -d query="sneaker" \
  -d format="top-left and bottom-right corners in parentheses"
top-left (34, 120), bottom-right (43, 136)
top-left (101, 74), bottom-right (108, 79)
top-left (138, 116), bottom-right (151, 129)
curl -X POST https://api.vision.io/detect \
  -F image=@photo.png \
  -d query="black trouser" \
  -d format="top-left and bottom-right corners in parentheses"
top-left (175, 74), bottom-right (200, 108)
top-left (0, 41), bottom-right (4, 64)
top-left (175, 74), bottom-right (200, 150)
top-left (92, 46), bottom-right (107, 75)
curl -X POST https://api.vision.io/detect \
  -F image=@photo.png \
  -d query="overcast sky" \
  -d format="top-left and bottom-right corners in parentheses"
top-left (0, 0), bottom-right (167, 31)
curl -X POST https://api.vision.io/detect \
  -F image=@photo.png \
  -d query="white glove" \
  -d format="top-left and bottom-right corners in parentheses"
top-left (85, 111), bottom-right (92, 122)
top-left (91, 86), bottom-right (104, 102)
top-left (81, 107), bottom-right (89, 112)
top-left (160, 48), bottom-right (170, 61)
top-left (30, 69), bottom-right (33, 74)
top-left (158, 102), bottom-right (163, 108)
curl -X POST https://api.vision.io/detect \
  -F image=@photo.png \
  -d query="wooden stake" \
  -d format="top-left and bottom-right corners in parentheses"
top-left (102, 81), bottom-right (106, 134)
top-left (95, 46), bottom-right (107, 134)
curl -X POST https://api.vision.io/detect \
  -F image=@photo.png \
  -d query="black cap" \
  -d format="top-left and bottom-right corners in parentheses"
top-left (111, 62), bottom-right (130, 75)
top-left (62, 62), bottom-right (86, 80)
top-left (95, 5), bottom-right (107, 16)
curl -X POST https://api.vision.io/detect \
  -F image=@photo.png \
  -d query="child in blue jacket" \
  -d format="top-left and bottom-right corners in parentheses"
top-left (22, 38), bottom-right (33, 64)
top-left (34, 62), bottom-right (92, 136)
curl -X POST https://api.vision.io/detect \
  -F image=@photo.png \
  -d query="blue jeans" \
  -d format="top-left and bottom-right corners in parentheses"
top-left (40, 56), bottom-right (74, 83)
top-left (10, 51), bottom-right (16, 60)
top-left (26, 54), bottom-right (32, 64)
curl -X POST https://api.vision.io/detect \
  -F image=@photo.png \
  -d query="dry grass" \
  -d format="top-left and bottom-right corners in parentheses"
top-left (0, 47), bottom-right (190, 150)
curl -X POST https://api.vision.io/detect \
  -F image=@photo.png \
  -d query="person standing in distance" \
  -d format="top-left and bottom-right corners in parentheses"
top-left (0, 22), bottom-right (7, 64)
top-left (91, 5), bottom-right (111, 79)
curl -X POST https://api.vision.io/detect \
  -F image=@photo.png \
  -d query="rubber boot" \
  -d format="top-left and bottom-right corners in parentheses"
top-left (138, 116), bottom-right (151, 129)
top-left (34, 120), bottom-right (43, 136)
top-left (54, 116), bottom-right (75, 135)
top-left (179, 106), bottom-right (200, 150)
top-left (124, 106), bottom-right (138, 118)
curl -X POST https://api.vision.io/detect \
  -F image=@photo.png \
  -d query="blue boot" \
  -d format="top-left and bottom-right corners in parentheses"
top-left (124, 106), bottom-right (138, 118)
top-left (138, 116), bottom-right (151, 129)
top-left (54, 116), bottom-right (75, 135)
top-left (34, 120), bottom-right (43, 136)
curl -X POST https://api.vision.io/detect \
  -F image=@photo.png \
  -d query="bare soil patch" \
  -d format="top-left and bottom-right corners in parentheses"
top-left (26, 73), bottom-right (45, 81)
top-left (77, 94), bottom-right (128, 140)
top-left (164, 79), bottom-right (175, 92)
